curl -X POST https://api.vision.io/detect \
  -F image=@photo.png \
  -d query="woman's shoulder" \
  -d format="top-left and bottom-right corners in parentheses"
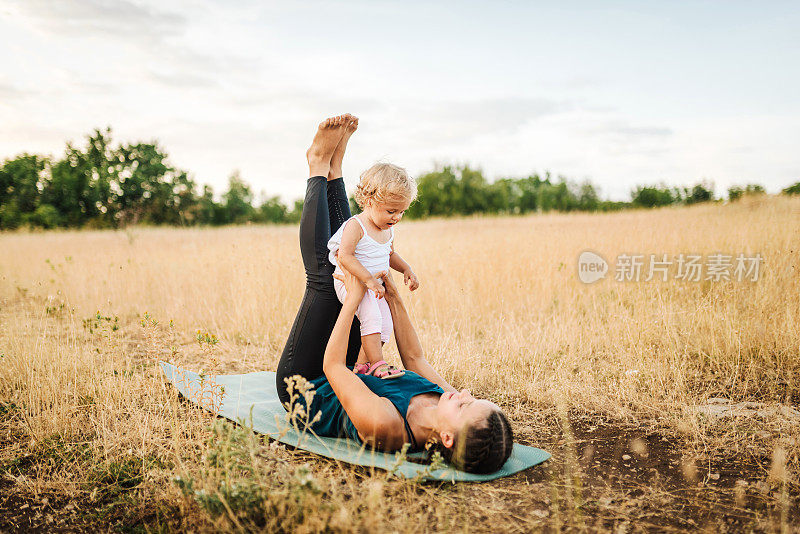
top-left (355, 396), bottom-right (408, 450)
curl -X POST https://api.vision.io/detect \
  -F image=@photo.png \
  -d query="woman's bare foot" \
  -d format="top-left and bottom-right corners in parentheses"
top-left (328, 114), bottom-right (358, 181)
top-left (307, 115), bottom-right (347, 178)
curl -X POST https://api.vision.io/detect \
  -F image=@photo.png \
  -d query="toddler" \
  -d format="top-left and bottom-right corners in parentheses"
top-left (328, 163), bottom-right (420, 379)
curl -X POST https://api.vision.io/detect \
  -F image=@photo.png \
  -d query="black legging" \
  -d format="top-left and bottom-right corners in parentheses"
top-left (275, 176), bottom-right (362, 407)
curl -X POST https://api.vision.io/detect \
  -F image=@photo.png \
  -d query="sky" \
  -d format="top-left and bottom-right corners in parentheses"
top-left (1, 0), bottom-right (798, 202)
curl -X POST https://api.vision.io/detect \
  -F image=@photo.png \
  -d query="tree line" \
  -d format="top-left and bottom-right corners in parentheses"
top-left (1, 128), bottom-right (798, 230)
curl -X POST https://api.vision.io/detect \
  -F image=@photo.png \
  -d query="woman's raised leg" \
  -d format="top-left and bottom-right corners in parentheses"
top-left (325, 116), bottom-right (364, 365)
top-left (276, 116), bottom-right (345, 405)
top-left (275, 115), bottom-right (361, 406)
top-left (326, 115), bottom-right (358, 232)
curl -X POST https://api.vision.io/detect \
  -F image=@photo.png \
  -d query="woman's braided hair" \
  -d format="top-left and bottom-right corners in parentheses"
top-left (428, 408), bottom-right (514, 474)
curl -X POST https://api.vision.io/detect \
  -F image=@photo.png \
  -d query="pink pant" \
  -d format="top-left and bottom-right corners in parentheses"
top-left (333, 278), bottom-right (392, 343)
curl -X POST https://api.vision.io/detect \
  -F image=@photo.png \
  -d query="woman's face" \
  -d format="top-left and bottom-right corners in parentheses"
top-left (435, 389), bottom-right (497, 447)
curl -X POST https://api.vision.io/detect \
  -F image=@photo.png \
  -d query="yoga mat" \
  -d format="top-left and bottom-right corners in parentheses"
top-left (160, 362), bottom-right (550, 482)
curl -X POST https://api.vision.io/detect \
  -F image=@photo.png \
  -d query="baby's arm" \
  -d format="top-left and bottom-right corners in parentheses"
top-left (338, 220), bottom-right (386, 297)
top-left (389, 243), bottom-right (420, 291)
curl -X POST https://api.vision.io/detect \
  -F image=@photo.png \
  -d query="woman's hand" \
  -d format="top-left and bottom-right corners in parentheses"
top-left (333, 264), bottom-right (367, 305)
top-left (378, 270), bottom-right (400, 301)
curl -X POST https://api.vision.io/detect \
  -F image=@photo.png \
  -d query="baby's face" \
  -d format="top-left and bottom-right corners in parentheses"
top-left (368, 198), bottom-right (411, 230)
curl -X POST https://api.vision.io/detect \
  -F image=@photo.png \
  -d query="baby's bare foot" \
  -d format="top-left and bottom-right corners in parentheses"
top-left (328, 114), bottom-right (358, 180)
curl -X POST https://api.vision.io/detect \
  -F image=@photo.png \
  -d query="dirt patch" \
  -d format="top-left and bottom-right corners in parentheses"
top-left (0, 480), bottom-right (94, 532)
top-left (0, 478), bottom-right (190, 533)
top-left (506, 415), bottom-right (799, 531)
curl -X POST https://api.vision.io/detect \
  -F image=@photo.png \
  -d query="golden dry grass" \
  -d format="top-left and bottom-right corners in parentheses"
top-left (1, 194), bottom-right (798, 531)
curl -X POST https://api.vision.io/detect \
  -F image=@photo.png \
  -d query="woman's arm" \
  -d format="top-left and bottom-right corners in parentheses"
top-left (323, 270), bottom-right (404, 449)
top-left (379, 272), bottom-right (457, 393)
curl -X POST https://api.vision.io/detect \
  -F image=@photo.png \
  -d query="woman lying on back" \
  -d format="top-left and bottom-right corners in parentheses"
top-left (276, 114), bottom-right (513, 473)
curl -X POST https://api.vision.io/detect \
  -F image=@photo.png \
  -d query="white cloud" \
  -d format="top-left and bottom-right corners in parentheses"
top-left (0, 81), bottom-right (27, 100)
top-left (0, 1), bottom-right (797, 203)
top-left (9, 0), bottom-right (186, 41)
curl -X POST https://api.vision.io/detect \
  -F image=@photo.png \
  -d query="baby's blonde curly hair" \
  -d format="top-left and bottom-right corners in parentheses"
top-left (353, 163), bottom-right (417, 209)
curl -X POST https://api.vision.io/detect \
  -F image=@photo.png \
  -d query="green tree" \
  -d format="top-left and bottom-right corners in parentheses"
top-left (782, 181), bottom-right (800, 195)
top-left (598, 200), bottom-right (631, 212)
top-left (0, 200), bottom-right (21, 229)
top-left (728, 185), bottom-right (744, 201)
top-left (486, 178), bottom-right (519, 214)
top-left (406, 165), bottom-right (493, 217)
top-left (170, 171), bottom-right (200, 225)
top-left (111, 141), bottom-right (198, 226)
top-left (0, 153), bottom-right (49, 215)
top-left (457, 165), bottom-right (490, 214)
top-left (38, 129), bottom-right (198, 228)
top-left (406, 166), bottom-right (458, 218)
top-left (537, 182), bottom-right (557, 212)
top-left (41, 129), bottom-right (117, 227)
top-left (0, 160), bottom-right (11, 207)
top-left (254, 193), bottom-right (288, 223)
top-left (744, 184), bottom-right (765, 195)
top-left (632, 184), bottom-right (677, 208)
top-left (552, 177), bottom-right (578, 211)
top-left (517, 174), bottom-right (546, 213)
top-left (29, 204), bottom-right (61, 228)
top-left (577, 181), bottom-right (600, 211)
top-left (684, 182), bottom-right (714, 205)
top-left (287, 199), bottom-right (304, 223)
top-left (196, 185), bottom-right (220, 225)
top-left (729, 184), bottom-right (764, 201)
top-left (221, 171), bottom-right (254, 224)
top-left (112, 142), bottom-right (168, 225)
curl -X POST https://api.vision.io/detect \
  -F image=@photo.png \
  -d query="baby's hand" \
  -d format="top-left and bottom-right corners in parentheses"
top-left (365, 276), bottom-right (386, 299)
top-left (404, 269), bottom-right (420, 291)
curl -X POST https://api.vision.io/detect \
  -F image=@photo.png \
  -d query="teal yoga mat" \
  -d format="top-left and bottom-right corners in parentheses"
top-left (160, 362), bottom-right (550, 482)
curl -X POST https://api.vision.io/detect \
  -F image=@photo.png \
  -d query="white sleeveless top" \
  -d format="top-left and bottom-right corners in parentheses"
top-left (328, 216), bottom-right (393, 275)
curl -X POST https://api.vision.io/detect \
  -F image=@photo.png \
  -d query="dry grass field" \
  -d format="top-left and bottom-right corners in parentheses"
top-left (1, 194), bottom-right (799, 532)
